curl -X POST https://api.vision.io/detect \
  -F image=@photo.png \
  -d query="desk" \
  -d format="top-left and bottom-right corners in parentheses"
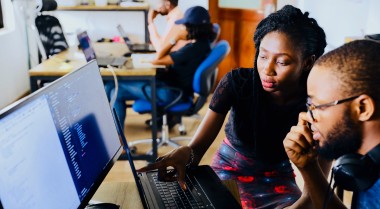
top-left (57, 4), bottom-right (150, 43)
top-left (92, 180), bottom-right (241, 209)
top-left (28, 43), bottom-right (159, 162)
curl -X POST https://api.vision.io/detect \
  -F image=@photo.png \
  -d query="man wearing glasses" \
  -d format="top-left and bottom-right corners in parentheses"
top-left (283, 40), bottom-right (380, 209)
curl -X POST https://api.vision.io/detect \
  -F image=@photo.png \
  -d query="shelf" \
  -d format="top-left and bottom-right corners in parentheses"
top-left (57, 4), bottom-right (149, 11)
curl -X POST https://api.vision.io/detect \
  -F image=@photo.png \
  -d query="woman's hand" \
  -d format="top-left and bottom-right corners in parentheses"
top-left (283, 112), bottom-right (318, 169)
top-left (137, 146), bottom-right (193, 190)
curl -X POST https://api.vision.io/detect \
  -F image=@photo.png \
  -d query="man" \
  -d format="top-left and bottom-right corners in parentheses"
top-left (148, 0), bottom-right (187, 53)
top-left (283, 40), bottom-right (380, 209)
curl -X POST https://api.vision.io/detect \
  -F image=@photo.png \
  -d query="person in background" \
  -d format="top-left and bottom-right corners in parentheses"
top-left (283, 40), bottom-right (380, 209)
top-left (138, 5), bottom-right (330, 209)
top-left (148, 0), bottom-right (188, 53)
top-left (110, 6), bottom-right (215, 127)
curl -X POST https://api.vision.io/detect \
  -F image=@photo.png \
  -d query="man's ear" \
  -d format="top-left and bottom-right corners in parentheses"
top-left (353, 94), bottom-right (375, 121)
top-left (303, 55), bottom-right (316, 72)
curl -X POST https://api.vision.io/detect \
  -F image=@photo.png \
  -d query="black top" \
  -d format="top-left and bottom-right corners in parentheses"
top-left (209, 68), bottom-right (306, 163)
top-left (160, 40), bottom-right (210, 97)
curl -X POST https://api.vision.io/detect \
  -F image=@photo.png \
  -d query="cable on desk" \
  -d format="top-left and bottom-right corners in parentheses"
top-left (105, 65), bottom-right (119, 108)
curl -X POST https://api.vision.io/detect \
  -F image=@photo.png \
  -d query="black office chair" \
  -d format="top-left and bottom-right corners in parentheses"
top-left (34, 0), bottom-right (68, 61)
top-left (130, 40), bottom-right (231, 154)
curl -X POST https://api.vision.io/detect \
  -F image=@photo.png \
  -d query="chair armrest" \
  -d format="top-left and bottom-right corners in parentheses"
top-left (141, 84), bottom-right (184, 111)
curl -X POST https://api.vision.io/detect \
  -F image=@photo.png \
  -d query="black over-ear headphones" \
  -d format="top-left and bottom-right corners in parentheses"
top-left (332, 143), bottom-right (380, 191)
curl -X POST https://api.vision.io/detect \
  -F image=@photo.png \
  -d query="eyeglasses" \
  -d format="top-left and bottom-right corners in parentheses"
top-left (306, 95), bottom-right (360, 121)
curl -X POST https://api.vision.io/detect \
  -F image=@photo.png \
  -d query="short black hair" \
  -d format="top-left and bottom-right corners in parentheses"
top-left (315, 40), bottom-right (380, 99)
top-left (167, 0), bottom-right (178, 7)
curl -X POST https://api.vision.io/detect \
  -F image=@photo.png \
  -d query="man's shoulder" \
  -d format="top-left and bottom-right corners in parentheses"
top-left (357, 178), bottom-right (380, 207)
top-left (168, 6), bottom-right (183, 20)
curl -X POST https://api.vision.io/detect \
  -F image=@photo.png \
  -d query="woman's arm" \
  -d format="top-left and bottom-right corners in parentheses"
top-left (151, 27), bottom-right (188, 65)
top-left (188, 109), bottom-right (227, 165)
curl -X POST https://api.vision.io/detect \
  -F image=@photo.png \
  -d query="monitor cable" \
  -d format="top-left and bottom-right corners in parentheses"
top-left (105, 65), bottom-right (119, 108)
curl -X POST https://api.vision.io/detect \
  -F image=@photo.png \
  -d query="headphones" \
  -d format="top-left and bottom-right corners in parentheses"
top-left (332, 143), bottom-right (380, 191)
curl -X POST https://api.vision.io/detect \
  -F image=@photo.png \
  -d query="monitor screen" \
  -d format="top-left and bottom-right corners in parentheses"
top-left (77, 31), bottom-right (96, 62)
top-left (0, 61), bottom-right (122, 209)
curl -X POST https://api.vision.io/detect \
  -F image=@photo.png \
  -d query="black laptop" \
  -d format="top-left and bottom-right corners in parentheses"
top-left (112, 109), bottom-right (242, 209)
top-left (117, 24), bottom-right (156, 53)
top-left (77, 31), bottom-right (128, 67)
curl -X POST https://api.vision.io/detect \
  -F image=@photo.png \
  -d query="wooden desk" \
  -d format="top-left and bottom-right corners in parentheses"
top-left (92, 180), bottom-right (241, 209)
top-left (57, 4), bottom-right (150, 43)
top-left (29, 43), bottom-right (160, 162)
top-left (92, 182), bottom-right (144, 209)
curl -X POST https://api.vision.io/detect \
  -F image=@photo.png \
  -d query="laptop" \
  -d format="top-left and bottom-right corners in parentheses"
top-left (112, 109), bottom-right (242, 209)
top-left (77, 31), bottom-right (128, 67)
top-left (0, 61), bottom-right (122, 209)
top-left (117, 24), bottom-right (156, 53)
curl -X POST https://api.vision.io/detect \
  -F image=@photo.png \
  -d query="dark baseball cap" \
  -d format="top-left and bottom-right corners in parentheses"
top-left (175, 6), bottom-right (210, 25)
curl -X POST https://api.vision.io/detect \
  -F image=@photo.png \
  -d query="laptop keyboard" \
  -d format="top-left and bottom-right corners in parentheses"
top-left (151, 173), bottom-right (213, 209)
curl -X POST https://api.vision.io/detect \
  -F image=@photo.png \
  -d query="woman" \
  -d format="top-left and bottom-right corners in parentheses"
top-left (108, 6), bottom-right (215, 125)
top-left (139, 5), bottom-right (328, 209)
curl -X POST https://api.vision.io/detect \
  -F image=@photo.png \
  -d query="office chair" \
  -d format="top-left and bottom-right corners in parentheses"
top-left (34, 0), bottom-right (68, 61)
top-left (130, 40), bottom-right (230, 154)
top-left (211, 23), bottom-right (221, 48)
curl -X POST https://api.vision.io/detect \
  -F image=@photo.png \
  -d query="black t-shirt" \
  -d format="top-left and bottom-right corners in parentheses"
top-left (209, 68), bottom-right (306, 163)
top-left (160, 40), bottom-right (210, 97)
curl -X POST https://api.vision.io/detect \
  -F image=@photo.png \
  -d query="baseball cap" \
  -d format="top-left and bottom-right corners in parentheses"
top-left (175, 6), bottom-right (210, 25)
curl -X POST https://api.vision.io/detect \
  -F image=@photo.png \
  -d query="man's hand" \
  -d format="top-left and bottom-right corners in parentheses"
top-left (283, 112), bottom-right (318, 169)
top-left (148, 9), bottom-right (159, 24)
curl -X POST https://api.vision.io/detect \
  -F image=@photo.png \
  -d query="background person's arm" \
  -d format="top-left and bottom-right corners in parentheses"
top-left (151, 28), bottom-right (188, 65)
top-left (148, 9), bottom-right (163, 51)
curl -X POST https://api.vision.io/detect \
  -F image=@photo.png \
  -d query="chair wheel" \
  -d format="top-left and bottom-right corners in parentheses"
top-left (180, 130), bottom-right (187, 136)
top-left (130, 146), bottom-right (137, 154)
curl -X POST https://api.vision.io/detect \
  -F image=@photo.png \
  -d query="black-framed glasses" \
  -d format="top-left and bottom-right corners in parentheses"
top-left (306, 95), bottom-right (360, 121)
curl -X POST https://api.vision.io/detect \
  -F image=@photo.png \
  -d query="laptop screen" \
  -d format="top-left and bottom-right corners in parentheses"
top-left (77, 31), bottom-right (97, 62)
top-left (116, 24), bottom-right (133, 47)
top-left (0, 61), bottom-right (122, 209)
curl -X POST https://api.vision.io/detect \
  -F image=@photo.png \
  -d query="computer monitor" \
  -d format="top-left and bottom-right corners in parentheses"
top-left (77, 31), bottom-right (96, 62)
top-left (0, 61), bottom-right (122, 209)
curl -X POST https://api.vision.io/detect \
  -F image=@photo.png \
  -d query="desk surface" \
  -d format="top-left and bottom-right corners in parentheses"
top-left (58, 4), bottom-right (149, 11)
top-left (29, 43), bottom-right (157, 77)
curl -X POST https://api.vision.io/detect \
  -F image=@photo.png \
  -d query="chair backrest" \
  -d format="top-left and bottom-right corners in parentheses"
top-left (190, 40), bottom-right (230, 114)
top-left (210, 23), bottom-right (221, 48)
top-left (35, 0), bottom-right (68, 59)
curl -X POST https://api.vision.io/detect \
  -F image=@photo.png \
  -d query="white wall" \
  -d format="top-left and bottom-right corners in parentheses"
top-left (55, 0), bottom-right (208, 46)
top-left (0, 0), bottom-right (31, 109)
top-left (293, 0), bottom-right (379, 52)
top-left (365, 0), bottom-right (380, 34)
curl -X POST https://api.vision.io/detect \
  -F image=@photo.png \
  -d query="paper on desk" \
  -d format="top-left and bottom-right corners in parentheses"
top-left (131, 53), bottom-right (165, 69)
